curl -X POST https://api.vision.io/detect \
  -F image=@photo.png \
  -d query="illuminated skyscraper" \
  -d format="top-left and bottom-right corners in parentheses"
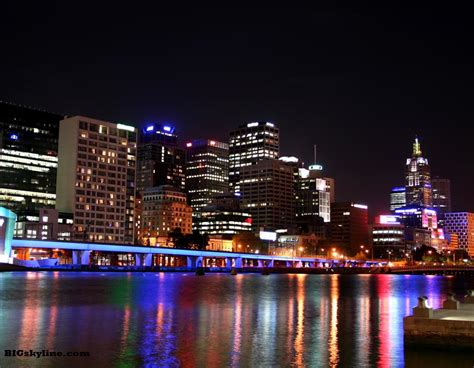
top-left (295, 165), bottom-right (331, 231)
top-left (137, 124), bottom-right (185, 193)
top-left (239, 159), bottom-right (294, 231)
top-left (0, 101), bottom-right (64, 213)
top-left (405, 137), bottom-right (432, 207)
top-left (56, 116), bottom-right (137, 244)
top-left (228, 121), bottom-right (279, 194)
top-left (185, 139), bottom-right (229, 212)
top-left (390, 186), bottom-right (406, 212)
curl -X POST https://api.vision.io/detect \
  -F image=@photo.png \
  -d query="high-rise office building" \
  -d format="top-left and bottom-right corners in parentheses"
top-left (330, 202), bottom-right (369, 256)
top-left (325, 177), bottom-right (336, 203)
top-left (229, 121), bottom-right (279, 194)
top-left (369, 215), bottom-right (406, 258)
top-left (239, 159), bottom-right (295, 231)
top-left (405, 138), bottom-right (432, 207)
top-left (393, 205), bottom-right (446, 249)
top-left (141, 185), bottom-right (192, 246)
top-left (0, 101), bottom-right (64, 213)
top-left (432, 177), bottom-right (452, 221)
top-left (295, 166), bottom-right (331, 228)
top-left (185, 139), bottom-right (229, 212)
top-left (390, 186), bottom-right (406, 212)
top-left (56, 116), bottom-right (137, 244)
top-left (444, 212), bottom-right (474, 256)
top-left (194, 193), bottom-right (252, 235)
top-left (137, 124), bottom-right (185, 193)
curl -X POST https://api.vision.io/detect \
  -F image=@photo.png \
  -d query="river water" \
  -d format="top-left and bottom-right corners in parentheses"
top-left (0, 272), bottom-right (472, 367)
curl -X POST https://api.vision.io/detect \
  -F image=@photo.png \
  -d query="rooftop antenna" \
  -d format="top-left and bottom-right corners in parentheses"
top-left (313, 144), bottom-right (317, 165)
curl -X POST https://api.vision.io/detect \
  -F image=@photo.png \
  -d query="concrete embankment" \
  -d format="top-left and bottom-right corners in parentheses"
top-left (404, 293), bottom-right (474, 350)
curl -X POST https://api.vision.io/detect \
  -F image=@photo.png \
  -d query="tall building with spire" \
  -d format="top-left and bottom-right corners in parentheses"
top-left (405, 137), bottom-right (432, 207)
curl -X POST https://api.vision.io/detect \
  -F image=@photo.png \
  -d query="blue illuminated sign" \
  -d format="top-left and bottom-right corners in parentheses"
top-left (9, 134), bottom-right (18, 140)
top-left (146, 125), bottom-right (154, 131)
top-left (163, 126), bottom-right (172, 132)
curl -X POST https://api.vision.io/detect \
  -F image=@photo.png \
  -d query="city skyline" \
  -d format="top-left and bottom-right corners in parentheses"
top-left (2, 6), bottom-right (474, 218)
top-left (1, 99), bottom-right (468, 220)
top-left (2, 5), bottom-right (474, 366)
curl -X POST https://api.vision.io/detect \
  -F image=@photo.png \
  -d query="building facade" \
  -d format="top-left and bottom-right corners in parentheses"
top-left (229, 121), bottom-right (279, 194)
top-left (193, 193), bottom-right (252, 235)
top-left (390, 186), bottom-right (406, 212)
top-left (295, 166), bottom-right (331, 236)
top-left (55, 116), bottom-right (137, 243)
top-left (330, 202), bottom-right (369, 256)
top-left (185, 139), bottom-right (229, 212)
top-left (137, 124), bottom-right (185, 193)
top-left (444, 212), bottom-right (474, 256)
top-left (13, 208), bottom-right (73, 241)
top-left (370, 215), bottom-right (406, 258)
top-left (0, 101), bottom-right (64, 213)
top-left (405, 138), bottom-right (432, 207)
top-left (141, 185), bottom-right (192, 246)
top-left (239, 159), bottom-right (295, 231)
top-left (432, 177), bottom-right (452, 222)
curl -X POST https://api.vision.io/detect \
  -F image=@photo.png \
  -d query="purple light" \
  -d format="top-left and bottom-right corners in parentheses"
top-left (9, 134), bottom-right (18, 140)
top-left (146, 125), bottom-right (154, 131)
top-left (163, 126), bottom-right (172, 132)
top-left (392, 187), bottom-right (405, 192)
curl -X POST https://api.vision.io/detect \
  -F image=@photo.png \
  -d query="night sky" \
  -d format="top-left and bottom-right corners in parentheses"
top-left (2, 4), bottom-right (473, 219)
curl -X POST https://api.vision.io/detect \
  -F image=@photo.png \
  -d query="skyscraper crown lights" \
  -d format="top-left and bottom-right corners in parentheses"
top-left (143, 123), bottom-right (175, 135)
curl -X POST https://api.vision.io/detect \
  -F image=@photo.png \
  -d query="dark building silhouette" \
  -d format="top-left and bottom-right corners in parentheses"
top-left (330, 202), bottom-right (369, 256)
top-left (137, 124), bottom-right (185, 193)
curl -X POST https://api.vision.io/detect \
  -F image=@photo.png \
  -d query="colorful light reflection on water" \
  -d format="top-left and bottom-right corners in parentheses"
top-left (0, 272), bottom-right (472, 367)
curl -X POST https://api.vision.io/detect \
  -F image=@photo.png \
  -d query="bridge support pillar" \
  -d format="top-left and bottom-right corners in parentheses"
top-left (295, 261), bottom-right (303, 268)
top-left (286, 261), bottom-right (293, 268)
top-left (257, 260), bottom-right (264, 268)
top-left (135, 254), bottom-right (142, 266)
top-left (73, 250), bottom-right (90, 265)
top-left (268, 259), bottom-right (274, 267)
top-left (144, 254), bottom-right (152, 267)
top-left (235, 257), bottom-right (243, 268)
top-left (197, 256), bottom-right (204, 267)
top-left (187, 256), bottom-right (196, 269)
top-left (225, 258), bottom-right (233, 268)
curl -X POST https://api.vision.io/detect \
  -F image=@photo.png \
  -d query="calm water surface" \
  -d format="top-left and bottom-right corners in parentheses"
top-left (0, 272), bottom-right (473, 367)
